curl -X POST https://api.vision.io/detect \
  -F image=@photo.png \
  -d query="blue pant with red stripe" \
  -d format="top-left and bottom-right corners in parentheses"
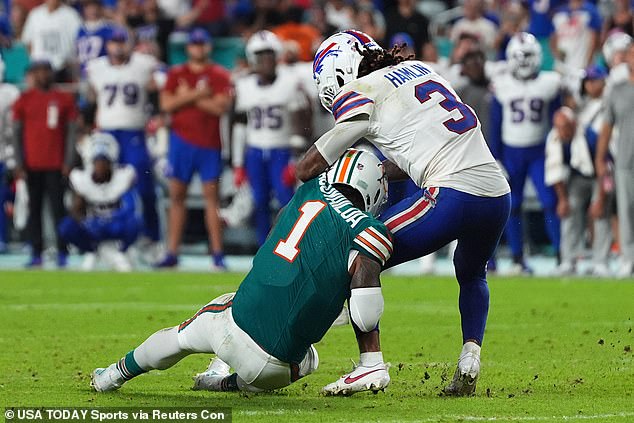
top-left (502, 144), bottom-right (560, 260)
top-left (245, 147), bottom-right (294, 246)
top-left (104, 129), bottom-right (160, 241)
top-left (380, 187), bottom-right (511, 345)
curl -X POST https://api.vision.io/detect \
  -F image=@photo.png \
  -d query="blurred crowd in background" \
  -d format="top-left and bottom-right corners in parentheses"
top-left (0, 0), bottom-right (633, 277)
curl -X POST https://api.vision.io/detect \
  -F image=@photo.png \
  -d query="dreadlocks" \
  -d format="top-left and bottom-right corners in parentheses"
top-left (356, 44), bottom-right (414, 78)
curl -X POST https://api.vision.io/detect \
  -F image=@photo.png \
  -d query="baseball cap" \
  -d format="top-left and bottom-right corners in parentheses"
top-left (584, 65), bottom-right (607, 80)
top-left (188, 28), bottom-right (211, 45)
top-left (108, 26), bottom-right (129, 43)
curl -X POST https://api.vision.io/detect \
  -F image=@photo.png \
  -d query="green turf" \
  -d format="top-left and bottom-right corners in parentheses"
top-left (0, 271), bottom-right (632, 422)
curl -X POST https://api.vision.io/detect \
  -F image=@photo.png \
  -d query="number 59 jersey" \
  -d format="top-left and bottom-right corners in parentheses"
top-left (491, 70), bottom-right (561, 147)
top-left (330, 60), bottom-right (508, 197)
top-left (231, 174), bottom-right (393, 364)
top-left (234, 65), bottom-right (307, 149)
top-left (86, 52), bottom-right (158, 130)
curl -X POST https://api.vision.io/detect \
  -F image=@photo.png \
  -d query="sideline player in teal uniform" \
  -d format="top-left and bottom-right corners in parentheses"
top-left (91, 149), bottom-right (393, 394)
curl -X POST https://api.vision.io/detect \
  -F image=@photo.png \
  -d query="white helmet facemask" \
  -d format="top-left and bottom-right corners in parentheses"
top-left (313, 30), bottom-right (381, 111)
top-left (506, 32), bottom-right (542, 80)
top-left (86, 132), bottom-right (120, 164)
top-left (246, 30), bottom-right (283, 66)
top-left (326, 149), bottom-right (387, 216)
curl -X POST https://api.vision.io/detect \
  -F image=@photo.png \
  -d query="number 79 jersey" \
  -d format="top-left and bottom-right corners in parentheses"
top-left (330, 60), bottom-right (508, 197)
top-left (86, 52), bottom-right (157, 130)
top-left (231, 174), bottom-right (393, 364)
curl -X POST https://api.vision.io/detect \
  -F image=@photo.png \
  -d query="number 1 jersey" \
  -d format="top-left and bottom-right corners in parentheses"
top-left (330, 60), bottom-right (509, 197)
top-left (231, 174), bottom-right (393, 364)
top-left (86, 52), bottom-right (157, 130)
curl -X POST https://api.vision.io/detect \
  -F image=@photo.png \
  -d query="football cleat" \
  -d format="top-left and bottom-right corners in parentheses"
top-left (443, 341), bottom-right (480, 396)
top-left (322, 361), bottom-right (390, 396)
top-left (91, 363), bottom-right (125, 392)
top-left (192, 358), bottom-right (231, 391)
top-left (81, 252), bottom-right (97, 271)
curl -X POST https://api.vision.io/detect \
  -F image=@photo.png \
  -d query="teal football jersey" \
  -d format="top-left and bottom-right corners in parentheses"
top-left (232, 174), bottom-right (393, 364)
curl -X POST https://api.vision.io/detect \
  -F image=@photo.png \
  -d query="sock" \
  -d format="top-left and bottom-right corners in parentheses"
top-left (212, 252), bottom-right (225, 267)
top-left (235, 374), bottom-right (265, 392)
top-left (127, 326), bottom-right (189, 375)
top-left (221, 373), bottom-right (240, 391)
top-left (359, 351), bottom-right (383, 367)
top-left (116, 350), bottom-right (147, 381)
top-left (458, 276), bottom-right (489, 345)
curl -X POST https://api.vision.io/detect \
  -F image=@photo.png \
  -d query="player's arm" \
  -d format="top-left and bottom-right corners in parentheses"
top-left (69, 192), bottom-right (86, 222)
top-left (230, 97), bottom-right (248, 185)
top-left (296, 115), bottom-right (370, 181)
top-left (195, 91), bottom-right (232, 116)
top-left (160, 82), bottom-right (208, 113)
top-left (11, 120), bottom-right (25, 179)
top-left (594, 121), bottom-right (613, 179)
top-left (382, 160), bottom-right (408, 181)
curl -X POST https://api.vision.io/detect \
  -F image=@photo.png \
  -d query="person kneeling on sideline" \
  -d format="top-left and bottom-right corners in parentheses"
top-left (59, 132), bottom-right (140, 271)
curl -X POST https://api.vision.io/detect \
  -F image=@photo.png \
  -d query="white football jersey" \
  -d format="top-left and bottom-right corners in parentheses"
top-left (70, 165), bottom-right (136, 218)
top-left (234, 65), bottom-right (307, 149)
top-left (492, 70), bottom-right (561, 147)
top-left (87, 53), bottom-right (157, 130)
top-left (330, 60), bottom-right (509, 197)
top-left (21, 4), bottom-right (82, 71)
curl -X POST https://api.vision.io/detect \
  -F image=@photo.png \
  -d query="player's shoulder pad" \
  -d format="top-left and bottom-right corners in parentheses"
top-left (69, 168), bottom-right (91, 196)
top-left (131, 52), bottom-right (158, 69)
top-left (352, 218), bottom-right (394, 266)
top-left (332, 82), bottom-right (375, 123)
top-left (85, 55), bottom-right (108, 73)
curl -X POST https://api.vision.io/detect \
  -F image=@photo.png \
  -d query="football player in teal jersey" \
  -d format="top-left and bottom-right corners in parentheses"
top-left (91, 149), bottom-right (394, 395)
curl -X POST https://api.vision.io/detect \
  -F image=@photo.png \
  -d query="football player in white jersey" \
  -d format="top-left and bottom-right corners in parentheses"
top-left (490, 32), bottom-right (563, 274)
top-left (297, 30), bottom-right (511, 396)
top-left (231, 31), bottom-right (310, 246)
top-left (86, 26), bottom-right (161, 246)
top-left (58, 132), bottom-right (140, 271)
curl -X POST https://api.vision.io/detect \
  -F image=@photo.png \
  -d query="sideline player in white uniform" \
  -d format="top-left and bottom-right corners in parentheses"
top-left (490, 32), bottom-right (563, 274)
top-left (297, 30), bottom-right (510, 396)
top-left (58, 132), bottom-right (140, 271)
top-left (232, 30), bottom-right (310, 245)
top-left (86, 26), bottom-right (161, 245)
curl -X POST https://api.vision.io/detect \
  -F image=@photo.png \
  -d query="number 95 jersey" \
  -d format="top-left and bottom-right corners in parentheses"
top-left (491, 70), bottom-right (561, 147)
top-left (87, 52), bottom-right (158, 130)
top-left (330, 60), bottom-right (508, 197)
top-left (234, 65), bottom-right (307, 149)
top-left (231, 173), bottom-right (393, 364)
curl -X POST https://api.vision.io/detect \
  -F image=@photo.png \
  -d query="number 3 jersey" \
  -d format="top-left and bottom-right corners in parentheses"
top-left (234, 65), bottom-right (307, 149)
top-left (232, 174), bottom-right (393, 364)
top-left (491, 70), bottom-right (561, 147)
top-left (86, 52), bottom-right (157, 130)
top-left (330, 60), bottom-right (509, 197)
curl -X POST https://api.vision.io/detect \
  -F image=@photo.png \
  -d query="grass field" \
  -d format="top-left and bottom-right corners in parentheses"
top-left (0, 271), bottom-right (633, 422)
